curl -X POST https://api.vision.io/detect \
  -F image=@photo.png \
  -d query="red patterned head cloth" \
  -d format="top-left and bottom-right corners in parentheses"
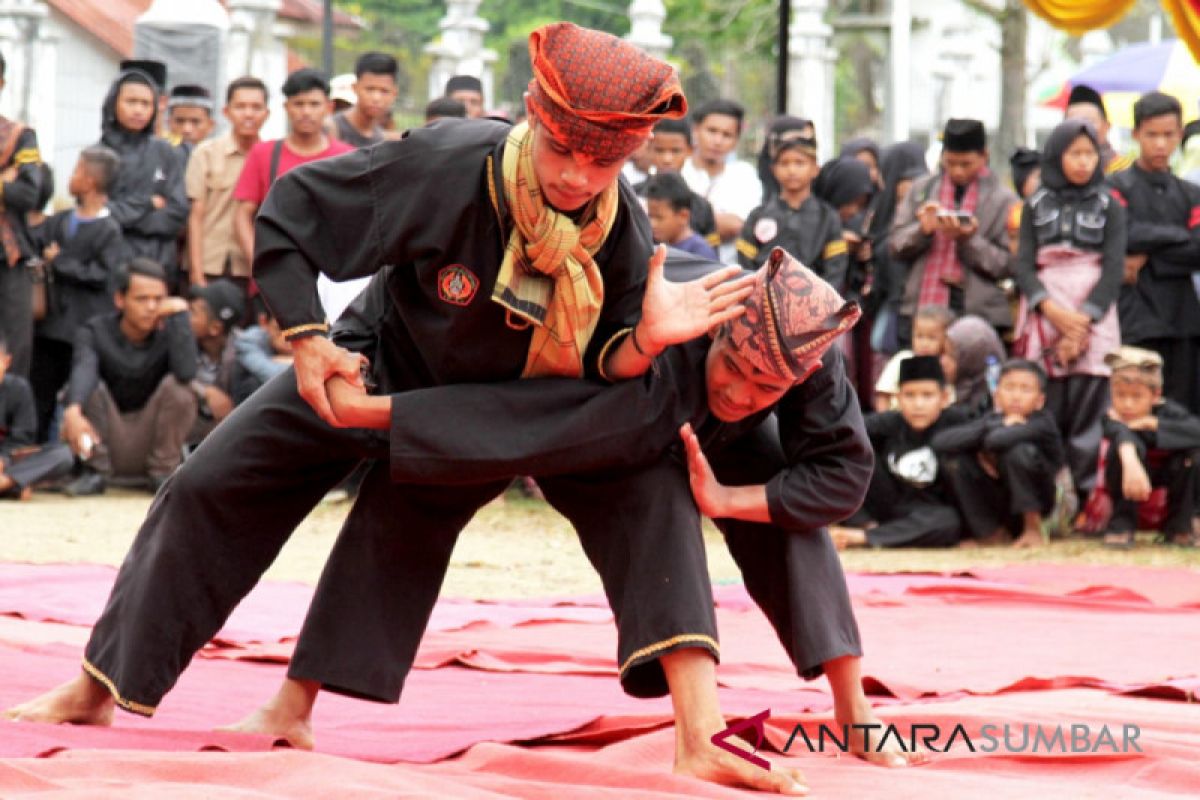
top-left (526, 22), bottom-right (687, 162)
top-left (727, 247), bottom-right (862, 383)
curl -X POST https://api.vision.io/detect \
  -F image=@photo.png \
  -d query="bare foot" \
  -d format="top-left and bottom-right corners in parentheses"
top-left (1012, 529), bottom-right (1043, 549)
top-left (836, 702), bottom-right (929, 767)
top-left (4, 671), bottom-right (115, 725)
top-left (676, 729), bottom-right (809, 795)
top-left (219, 678), bottom-right (317, 750)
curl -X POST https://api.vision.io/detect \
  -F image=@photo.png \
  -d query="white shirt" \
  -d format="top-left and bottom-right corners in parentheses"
top-left (681, 157), bottom-right (763, 264)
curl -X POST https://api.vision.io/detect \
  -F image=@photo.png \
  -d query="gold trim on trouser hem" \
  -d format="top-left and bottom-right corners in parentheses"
top-left (81, 657), bottom-right (157, 717)
top-left (619, 634), bottom-right (721, 677)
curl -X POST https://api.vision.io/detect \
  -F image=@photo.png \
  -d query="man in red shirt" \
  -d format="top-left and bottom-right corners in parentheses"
top-left (233, 68), bottom-right (353, 266)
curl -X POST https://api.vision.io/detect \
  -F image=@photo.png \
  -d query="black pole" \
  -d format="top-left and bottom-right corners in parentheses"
top-left (778, 0), bottom-right (790, 115)
top-left (323, 0), bottom-right (335, 77)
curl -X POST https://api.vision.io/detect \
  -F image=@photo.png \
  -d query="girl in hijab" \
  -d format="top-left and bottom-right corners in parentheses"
top-left (870, 142), bottom-right (929, 355)
top-left (1012, 118), bottom-right (1125, 503)
top-left (815, 156), bottom-right (877, 407)
top-left (943, 314), bottom-right (1006, 413)
top-left (840, 136), bottom-right (883, 190)
top-left (756, 115), bottom-right (815, 201)
top-left (98, 65), bottom-right (189, 293)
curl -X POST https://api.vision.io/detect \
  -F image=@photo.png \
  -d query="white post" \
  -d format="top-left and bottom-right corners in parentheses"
top-left (788, 0), bottom-right (835, 159)
top-left (626, 0), bottom-right (672, 60)
top-left (888, 0), bottom-right (911, 144)
top-left (425, 0), bottom-right (497, 105)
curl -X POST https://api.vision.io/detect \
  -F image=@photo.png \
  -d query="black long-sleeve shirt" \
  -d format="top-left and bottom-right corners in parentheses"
top-left (65, 311), bottom-right (197, 413)
top-left (1110, 164), bottom-right (1200, 341)
top-left (1102, 399), bottom-right (1200, 453)
top-left (32, 210), bottom-right (129, 345)
top-left (736, 195), bottom-right (848, 293)
top-left (931, 408), bottom-right (1065, 468)
top-left (865, 405), bottom-right (970, 505)
top-left (1, 123), bottom-right (43, 261)
top-left (0, 374), bottom-right (36, 464)
top-left (256, 119), bottom-right (652, 389)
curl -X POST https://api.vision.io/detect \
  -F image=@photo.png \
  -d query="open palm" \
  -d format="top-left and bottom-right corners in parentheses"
top-left (637, 245), bottom-right (755, 354)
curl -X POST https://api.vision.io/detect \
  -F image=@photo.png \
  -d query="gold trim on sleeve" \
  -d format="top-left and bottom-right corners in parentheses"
top-left (619, 634), bottom-right (721, 677)
top-left (281, 322), bottom-right (331, 341)
top-left (81, 657), bottom-right (157, 717)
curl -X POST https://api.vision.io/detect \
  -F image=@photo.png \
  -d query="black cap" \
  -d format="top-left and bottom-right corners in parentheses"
top-left (445, 75), bottom-right (483, 95)
top-left (1009, 147), bottom-right (1041, 197)
top-left (1066, 84), bottom-right (1107, 121)
top-left (190, 279), bottom-right (245, 333)
top-left (120, 59), bottom-right (167, 91)
top-left (898, 355), bottom-right (945, 386)
top-left (943, 118), bottom-right (986, 153)
top-left (168, 84), bottom-right (213, 110)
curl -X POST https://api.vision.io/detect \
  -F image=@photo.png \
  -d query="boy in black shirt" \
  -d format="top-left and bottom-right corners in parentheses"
top-left (1101, 345), bottom-right (1200, 548)
top-left (61, 258), bottom-right (197, 495)
top-left (29, 145), bottom-right (129, 440)
top-left (934, 359), bottom-right (1065, 548)
top-left (836, 355), bottom-right (966, 548)
top-left (0, 334), bottom-right (73, 499)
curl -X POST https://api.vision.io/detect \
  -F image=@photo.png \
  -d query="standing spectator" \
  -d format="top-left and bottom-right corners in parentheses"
top-left (1010, 147), bottom-right (1041, 201)
top-left (1112, 92), bottom-right (1200, 415)
top-left (60, 258), bottom-right (198, 496)
top-left (1064, 84), bottom-right (1134, 175)
top-left (870, 142), bottom-right (929, 356)
top-left (327, 53), bottom-right (398, 148)
top-left (755, 115), bottom-right (814, 202)
top-left (100, 62), bottom-right (189, 294)
top-left (840, 137), bottom-right (883, 190)
top-left (622, 137), bottom-right (653, 185)
top-left (0, 334), bottom-right (73, 500)
top-left (233, 69), bottom-right (354, 271)
top-left (891, 118), bottom-right (1018, 343)
top-left (681, 99), bottom-right (763, 264)
top-left (736, 134), bottom-right (846, 295)
top-left (642, 173), bottom-right (717, 260)
top-left (185, 77), bottom-right (269, 294)
top-left (1012, 119), bottom-right (1124, 503)
top-left (814, 156), bottom-right (876, 294)
top-left (636, 118), bottom-right (717, 244)
top-left (1179, 120), bottom-right (1200, 186)
top-left (166, 85), bottom-right (215, 158)
top-left (444, 75), bottom-right (485, 119)
top-left (28, 146), bottom-right (129, 441)
top-left (424, 97), bottom-right (466, 124)
top-left (187, 279), bottom-right (244, 443)
top-left (0, 49), bottom-right (47, 380)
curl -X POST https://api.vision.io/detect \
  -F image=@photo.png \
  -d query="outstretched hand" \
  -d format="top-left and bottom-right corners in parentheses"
top-left (681, 422), bottom-right (729, 518)
top-left (636, 245), bottom-right (754, 355)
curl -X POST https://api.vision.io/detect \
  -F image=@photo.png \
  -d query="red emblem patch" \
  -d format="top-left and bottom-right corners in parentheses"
top-left (437, 264), bottom-right (479, 306)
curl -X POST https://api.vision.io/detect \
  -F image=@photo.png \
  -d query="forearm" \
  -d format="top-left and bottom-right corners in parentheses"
top-left (235, 203), bottom-right (256, 267)
top-left (601, 326), bottom-right (659, 381)
top-left (187, 202), bottom-right (207, 283)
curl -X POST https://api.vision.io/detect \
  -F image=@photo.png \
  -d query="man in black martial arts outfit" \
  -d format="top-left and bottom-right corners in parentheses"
top-left (837, 356), bottom-right (969, 549)
top-left (7, 23), bottom-right (822, 796)
top-left (288, 247), bottom-right (928, 773)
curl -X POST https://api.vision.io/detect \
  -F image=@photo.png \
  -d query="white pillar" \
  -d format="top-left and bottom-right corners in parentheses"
top-left (788, 0), bottom-right (835, 159)
top-left (0, 0), bottom-right (50, 126)
top-left (888, 0), bottom-right (911, 144)
top-left (626, 0), bottom-right (672, 60)
top-left (425, 0), bottom-right (497, 105)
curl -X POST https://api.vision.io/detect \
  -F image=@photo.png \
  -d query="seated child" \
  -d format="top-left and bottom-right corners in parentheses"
top-left (642, 173), bottom-right (718, 260)
top-left (874, 304), bottom-right (956, 412)
top-left (0, 334), bottom-right (74, 500)
top-left (1100, 346), bottom-right (1200, 549)
top-left (834, 355), bottom-right (968, 548)
top-left (933, 359), bottom-right (1065, 548)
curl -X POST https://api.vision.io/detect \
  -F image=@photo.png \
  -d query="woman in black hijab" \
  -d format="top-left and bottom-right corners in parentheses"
top-left (870, 142), bottom-right (929, 355)
top-left (98, 65), bottom-right (189, 293)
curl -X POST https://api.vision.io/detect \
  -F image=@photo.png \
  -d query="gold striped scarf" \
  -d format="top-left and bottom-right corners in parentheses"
top-left (491, 122), bottom-right (618, 378)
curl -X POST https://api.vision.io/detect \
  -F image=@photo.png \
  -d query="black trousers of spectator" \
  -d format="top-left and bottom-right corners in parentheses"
top-left (82, 368), bottom-right (719, 714)
top-left (861, 463), bottom-right (961, 548)
top-left (706, 418), bottom-right (863, 680)
top-left (1104, 441), bottom-right (1199, 537)
top-left (0, 263), bottom-right (32, 378)
top-left (941, 444), bottom-right (1058, 541)
top-left (29, 337), bottom-right (73, 443)
top-left (1138, 336), bottom-right (1200, 417)
top-left (1046, 374), bottom-right (1108, 501)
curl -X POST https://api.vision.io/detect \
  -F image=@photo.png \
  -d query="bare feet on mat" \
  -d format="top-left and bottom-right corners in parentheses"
top-left (675, 729), bottom-right (809, 795)
top-left (4, 671), bottom-right (115, 725)
top-left (220, 678), bottom-right (317, 750)
top-left (836, 702), bottom-right (930, 767)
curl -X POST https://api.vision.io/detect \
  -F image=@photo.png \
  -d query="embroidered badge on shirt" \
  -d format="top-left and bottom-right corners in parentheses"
top-left (437, 264), bottom-right (480, 306)
top-left (753, 217), bottom-right (778, 243)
